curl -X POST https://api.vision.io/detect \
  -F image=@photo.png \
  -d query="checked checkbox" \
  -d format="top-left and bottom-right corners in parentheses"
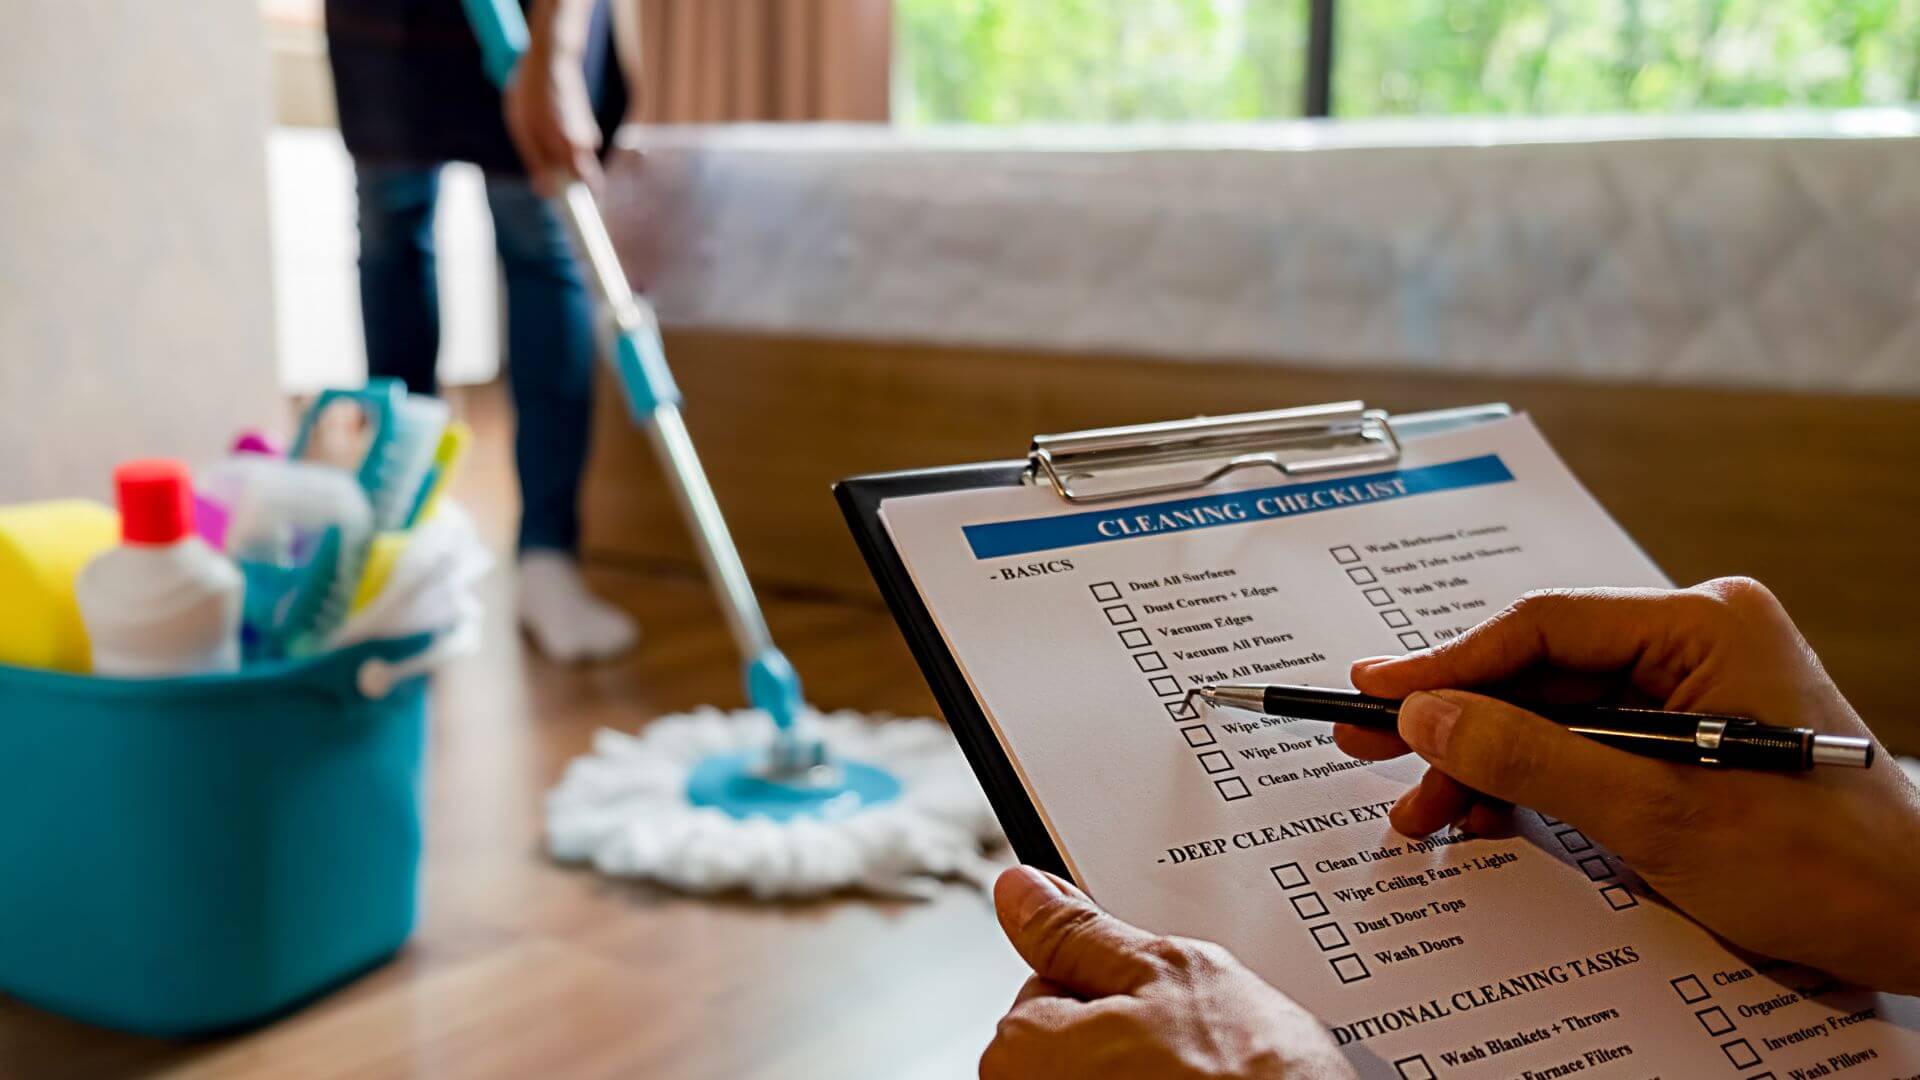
top-left (1380, 609), bottom-right (1412, 628)
top-left (1181, 725), bottom-right (1216, 748)
top-left (1196, 750), bottom-right (1232, 774)
top-left (1148, 675), bottom-right (1181, 697)
top-left (1270, 862), bottom-right (1309, 889)
top-left (1309, 922), bottom-right (1350, 951)
top-left (1396, 630), bottom-right (1430, 650)
top-left (1290, 892), bottom-right (1329, 920)
top-left (1696, 1006), bottom-right (1736, 1036)
top-left (1133, 651), bottom-right (1168, 673)
top-left (1089, 581), bottom-right (1122, 601)
top-left (1671, 974), bottom-right (1711, 1003)
top-left (1165, 699), bottom-right (1199, 721)
top-left (1362, 587), bottom-right (1392, 606)
top-left (1104, 604), bottom-right (1137, 625)
top-left (1329, 545), bottom-right (1360, 565)
top-left (1215, 777), bottom-right (1251, 802)
top-left (1346, 566), bottom-right (1378, 585)
top-left (1721, 1039), bottom-right (1761, 1069)
top-left (1600, 883), bottom-right (1638, 910)
top-left (1330, 954), bottom-right (1372, 984)
top-left (1119, 627), bottom-right (1152, 649)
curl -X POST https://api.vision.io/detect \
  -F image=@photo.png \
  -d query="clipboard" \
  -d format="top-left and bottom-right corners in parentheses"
top-left (833, 401), bottom-right (1513, 880)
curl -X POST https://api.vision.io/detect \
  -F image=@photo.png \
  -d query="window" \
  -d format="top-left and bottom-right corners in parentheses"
top-left (894, 0), bottom-right (1920, 123)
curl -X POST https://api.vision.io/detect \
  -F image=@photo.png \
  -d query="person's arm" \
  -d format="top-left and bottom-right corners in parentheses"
top-left (1340, 577), bottom-right (1920, 994)
top-left (502, 0), bottom-right (602, 194)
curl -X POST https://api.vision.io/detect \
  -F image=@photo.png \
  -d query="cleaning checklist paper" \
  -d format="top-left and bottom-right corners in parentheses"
top-left (879, 414), bottom-right (1920, 1078)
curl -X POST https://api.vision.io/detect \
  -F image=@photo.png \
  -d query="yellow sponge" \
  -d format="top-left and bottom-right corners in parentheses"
top-left (0, 500), bottom-right (120, 672)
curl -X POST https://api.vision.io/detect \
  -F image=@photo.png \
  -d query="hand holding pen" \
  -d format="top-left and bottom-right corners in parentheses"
top-left (1313, 579), bottom-right (1920, 996)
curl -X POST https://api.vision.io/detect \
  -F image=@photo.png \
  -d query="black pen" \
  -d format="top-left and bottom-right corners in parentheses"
top-left (1196, 683), bottom-right (1874, 772)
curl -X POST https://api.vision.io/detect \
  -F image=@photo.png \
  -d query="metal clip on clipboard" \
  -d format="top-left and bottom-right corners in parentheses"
top-left (1025, 400), bottom-right (1514, 504)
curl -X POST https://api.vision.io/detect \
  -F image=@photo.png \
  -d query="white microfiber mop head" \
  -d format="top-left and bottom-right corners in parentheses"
top-left (545, 708), bottom-right (1006, 899)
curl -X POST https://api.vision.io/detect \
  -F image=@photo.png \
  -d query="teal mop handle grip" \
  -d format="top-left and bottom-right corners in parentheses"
top-left (460, 0), bottom-right (528, 89)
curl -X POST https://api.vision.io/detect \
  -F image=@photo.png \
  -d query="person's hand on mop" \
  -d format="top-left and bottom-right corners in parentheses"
top-left (502, 0), bottom-right (604, 196)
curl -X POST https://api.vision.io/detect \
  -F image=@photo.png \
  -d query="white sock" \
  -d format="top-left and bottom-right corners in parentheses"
top-left (517, 550), bottom-right (639, 664)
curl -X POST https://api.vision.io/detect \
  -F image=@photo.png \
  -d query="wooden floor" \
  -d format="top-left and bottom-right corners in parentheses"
top-left (0, 386), bottom-right (1024, 1080)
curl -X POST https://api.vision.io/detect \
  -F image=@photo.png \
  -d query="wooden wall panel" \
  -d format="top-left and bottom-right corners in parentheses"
top-left (582, 330), bottom-right (1920, 751)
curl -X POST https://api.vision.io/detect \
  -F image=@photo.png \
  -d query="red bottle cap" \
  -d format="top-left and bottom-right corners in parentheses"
top-left (114, 459), bottom-right (196, 545)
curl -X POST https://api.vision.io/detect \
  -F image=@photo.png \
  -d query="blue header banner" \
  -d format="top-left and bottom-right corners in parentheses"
top-left (962, 454), bottom-right (1514, 560)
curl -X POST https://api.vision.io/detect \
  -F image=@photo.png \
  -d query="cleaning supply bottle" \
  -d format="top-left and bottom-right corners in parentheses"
top-left (76, 460), bottom-right (245, 677)
top-left (0, 500), bottom-right (120, 672)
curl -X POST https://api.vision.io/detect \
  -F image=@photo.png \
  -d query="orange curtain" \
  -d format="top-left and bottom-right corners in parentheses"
top-left (617, 0), bottom-right (893, 123)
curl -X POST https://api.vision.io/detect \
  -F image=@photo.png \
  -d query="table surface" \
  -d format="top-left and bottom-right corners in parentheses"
top-left (0, 389), bottom-right (1025, 1080)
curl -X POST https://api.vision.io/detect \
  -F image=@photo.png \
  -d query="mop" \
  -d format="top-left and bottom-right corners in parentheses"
top-left (460, 1), bottom-right (1001, 898)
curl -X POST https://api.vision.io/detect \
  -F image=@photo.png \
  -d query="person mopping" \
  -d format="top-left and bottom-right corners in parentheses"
top-left (325, 0), bottom-right (636, 662)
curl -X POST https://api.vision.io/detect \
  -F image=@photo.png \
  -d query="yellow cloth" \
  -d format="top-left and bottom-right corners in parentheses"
top-left (0, 500), bottom-right (119, 672)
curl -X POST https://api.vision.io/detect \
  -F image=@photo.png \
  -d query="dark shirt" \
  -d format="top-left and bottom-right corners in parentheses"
top-left (324, 0), bottom-right (625, 173)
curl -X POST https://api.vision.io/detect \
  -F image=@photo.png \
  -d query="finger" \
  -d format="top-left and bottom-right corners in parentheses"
top-left (979, 997), bottom-right (1103, 1080)
top-left (1460, 798), bottom-right (1516, 838)
top-left (1333, 722), bottom-right (1410, 760)
top-left (1388, 764), bottom-right (1474, 837)
top-left (994, 866), bottom-right (1163, 998)
top-left (1352, 587), bottom-right (1699, 701)
top-left (1012, 975), bottom-right (1069, 1006)
top-left (1396, 689), bottom-right (1690, 853)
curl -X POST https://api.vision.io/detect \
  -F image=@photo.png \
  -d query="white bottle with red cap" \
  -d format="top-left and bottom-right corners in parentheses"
top-left (76, 460), bottom-right (244, 677)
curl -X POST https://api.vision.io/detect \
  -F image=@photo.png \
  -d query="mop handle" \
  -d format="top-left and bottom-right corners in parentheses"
top-left (460, 0), bottom-right (810, 748)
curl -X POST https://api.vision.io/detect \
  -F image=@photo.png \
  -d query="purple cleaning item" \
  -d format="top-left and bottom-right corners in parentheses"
top-left (192, 494), bottom-right (230, 550)
top-left (231, 430), bottom-right (283, 457)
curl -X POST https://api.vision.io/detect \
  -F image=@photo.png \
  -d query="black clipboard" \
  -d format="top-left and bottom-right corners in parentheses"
top-left (833, 402), bottom-right (1511, 881)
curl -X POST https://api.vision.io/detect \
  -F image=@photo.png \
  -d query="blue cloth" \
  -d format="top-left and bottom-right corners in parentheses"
top-left (324, 0), bottom-right (624, 173)
top-left (355, 164), bottom-right (597, 554)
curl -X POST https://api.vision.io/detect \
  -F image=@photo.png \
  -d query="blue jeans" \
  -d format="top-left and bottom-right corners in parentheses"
top-left (353, 163), bottom-right (597, 554)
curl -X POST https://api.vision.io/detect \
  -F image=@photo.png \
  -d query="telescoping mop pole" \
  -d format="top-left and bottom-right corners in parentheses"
top-left (459, 0), bottom-right (900, 815)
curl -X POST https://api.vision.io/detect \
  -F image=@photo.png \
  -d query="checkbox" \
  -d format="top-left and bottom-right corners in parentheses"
top-left (1104, 604), bottom-right (1137, 625)
top-left (1215, 777), bottom-right (1250, 801)
top-left (1290, 891), bottom-right (1329, 920)
top-left (1380, 608), bottom-right (1412, 628)
top-left (1363, 587), bottom-right (1392, 606)
top-left (1309, 922), bottom-right (1350, 951)
top-left (1393, 1054), bottom-right (1436, 1080)
top-left (1747, 1074), bottom-right (1776, 1080)
top-left (1133, 651), bottom-right (1167, 673)
top-left (1695, 1006), bottom-right (1735, 1036)
top-left (1556, 829), bottom-right (1593, 854)
top-left (1536, 811), bottom-right (1561, 826)
top-left (1148, 674), bottom-right (1181, 697)
top-left (1578, 854), bottom-right (1614, 880)
top-left (1396, 631), bottom-right (1429, 650)
top-left (1330, 953), bottom-right (1371, 984)
top-left (1346, 566), bottom-right (1378, 585)
top-left (1196, 750), bottom-right (1232, 774)
top-left (1329, 545), bottom-right (1360, 564)
top-left (1671, 974), bottom-right (1710, 1003)
top-left (1119, 627), bottom-right (1152, 649)
top-left (1270, 862), bottom-right (1309, 889)
top-left (1181, 725), bottom-right (1216, 748)
top-left (1165, 699), bottom-right (1199, 721)
top-left (1721, 1038), bottom-right (1761, 1069)
top-left (1600, 883), bottom-right (1638, 910)
top-left (1089, 581), bottom-right (1122, 601)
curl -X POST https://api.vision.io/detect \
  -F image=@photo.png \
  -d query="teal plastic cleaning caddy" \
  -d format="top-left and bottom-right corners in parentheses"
top-left (0, 635), bottom-right (436, 1036)
top-left (460, 0), bottom-right (900, 820)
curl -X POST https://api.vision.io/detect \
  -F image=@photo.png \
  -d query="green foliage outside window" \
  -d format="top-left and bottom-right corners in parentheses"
top-left (894, 0), bottom-right (1920, 123)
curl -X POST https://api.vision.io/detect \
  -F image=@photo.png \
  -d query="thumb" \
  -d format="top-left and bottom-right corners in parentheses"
top-left (994, 866), bottom-right (1162, 998)
top-left (1398, 690), bottom-right (1690, 852)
